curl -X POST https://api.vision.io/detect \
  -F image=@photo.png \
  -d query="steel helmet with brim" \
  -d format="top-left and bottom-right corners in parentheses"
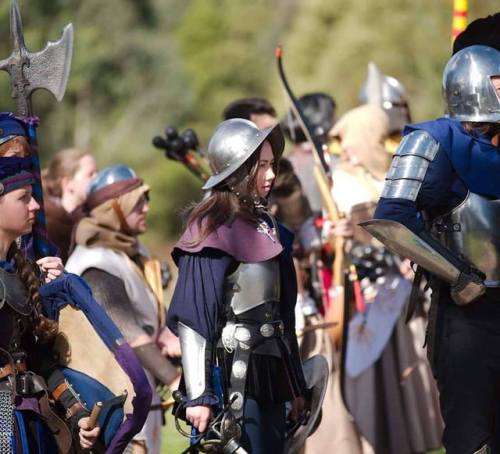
top-left (202, 118), bottom-right (284, 191)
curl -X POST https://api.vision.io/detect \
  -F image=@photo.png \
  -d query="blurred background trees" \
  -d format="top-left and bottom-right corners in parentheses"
top-left (0, 0), bottom-right (497, 244)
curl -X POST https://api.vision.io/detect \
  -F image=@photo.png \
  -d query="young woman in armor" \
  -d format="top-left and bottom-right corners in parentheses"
top-left (0, 112), bottom-right (99, 452)
top-left (366, 46), bottom-right (500, 454)
top-left (167, 119), bottom-right (306, 453)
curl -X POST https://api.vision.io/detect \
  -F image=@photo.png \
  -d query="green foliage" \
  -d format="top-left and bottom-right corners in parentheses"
top-left (270, 0), bottom-right (499, 121)
top-left (175, 0), bottom-right (293, 138)
top-left (0, 0), bottom-right (498, 246)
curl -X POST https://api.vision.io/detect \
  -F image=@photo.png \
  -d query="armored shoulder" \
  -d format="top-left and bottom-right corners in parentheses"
top-left (381, 130), bottom-right (440, 202)
top-left (0, 268), bottom-right (31, 316)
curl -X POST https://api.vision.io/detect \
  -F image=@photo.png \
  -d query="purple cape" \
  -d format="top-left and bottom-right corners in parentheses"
top-left (172, 217), bottom-right (284, 264)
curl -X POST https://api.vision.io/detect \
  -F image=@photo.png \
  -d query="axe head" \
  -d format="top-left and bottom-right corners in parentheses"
top-left (26, 23), bottom-right (74, 102)
top-left (0, 0), bottom-right (74, 115)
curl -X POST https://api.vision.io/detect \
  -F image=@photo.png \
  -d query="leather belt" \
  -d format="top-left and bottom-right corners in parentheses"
top-left (0, 361), bottom-right (27, 380)
top-left (51, 381), bottom-right (70, 401)
top-left (222, 320), bottom-right (285, 420)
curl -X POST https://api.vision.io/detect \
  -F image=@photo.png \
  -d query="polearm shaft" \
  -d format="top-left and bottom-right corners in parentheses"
top-left (0, 0), bottom-right (73, 258)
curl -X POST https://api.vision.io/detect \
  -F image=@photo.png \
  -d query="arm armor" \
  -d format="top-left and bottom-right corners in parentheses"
top-left (178, 322), bottom-right (213, 400)
top-left (372, 130), bottom-right (485, 304)
top-left (381, 130), bottom-right (440, 202)
top-left (361, 219), bottom-right (485, 305)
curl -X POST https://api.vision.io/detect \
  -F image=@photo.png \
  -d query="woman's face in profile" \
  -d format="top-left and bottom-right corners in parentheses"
top-left (256, 141), bottom-right (275, 198)
top-left (0, 186), bottom-right (39, 238)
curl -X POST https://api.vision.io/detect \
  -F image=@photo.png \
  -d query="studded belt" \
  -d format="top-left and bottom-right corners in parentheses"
top-left (221, 320), bottom-right (284, 420)
top-left (221, 320), bottom-right (284, 353)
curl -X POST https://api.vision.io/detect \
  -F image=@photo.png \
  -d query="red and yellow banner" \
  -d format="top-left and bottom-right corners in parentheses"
top-left (452, 0), bottom-right (468, 43)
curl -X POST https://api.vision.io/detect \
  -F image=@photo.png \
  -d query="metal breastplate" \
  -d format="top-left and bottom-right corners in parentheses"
top-left (433, 192), bottom-right (500, 286)
top-left (225, 259), bottom-right (280, 316)
top-left (0, 267), bottom-right (31, 316)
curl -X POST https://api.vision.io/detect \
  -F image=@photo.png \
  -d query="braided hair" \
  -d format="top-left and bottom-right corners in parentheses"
top-left (8, 243), bottom-right (59, 342)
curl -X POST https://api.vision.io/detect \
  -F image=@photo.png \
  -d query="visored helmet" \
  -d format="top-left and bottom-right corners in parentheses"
top-left (202, 119), bottom-right (284, 190)
top-left (359, 62), bottom-right (410, 134)
top-left (443, 45), bottom-right (500, 122)
top-left (88, 164), bottom-right (136, 194)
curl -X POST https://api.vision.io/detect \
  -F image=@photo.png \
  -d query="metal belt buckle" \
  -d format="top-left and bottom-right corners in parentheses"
top-left (17, 374), bottom-right (31, 395)
top-left (16, 372), bottom-right (40, 395)
top-left (260, 323), bottom-right (275, 338)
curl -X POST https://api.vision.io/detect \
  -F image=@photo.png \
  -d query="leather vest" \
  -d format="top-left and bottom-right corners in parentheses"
top-left (433, 192), bottom-right (500, 287)
top-left (0, 268), bottom-right (32, 362)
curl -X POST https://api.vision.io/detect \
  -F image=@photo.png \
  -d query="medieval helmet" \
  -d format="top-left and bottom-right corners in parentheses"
top-left (443, 45), bottom-right (500, 123)
top-left (359, 62), bottom-right (410, 134)
top-left (281, 93), bottom-right (337, 144)
top-left (88, 164), bottom-right (137, 194)
top-left (202, 118), bottom-right (284, 191)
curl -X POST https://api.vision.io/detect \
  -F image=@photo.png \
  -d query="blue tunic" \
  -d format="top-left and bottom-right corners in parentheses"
top-left (374, 117), bottom-right (500, 454)
top-left (374, 117), bottom-right (500, 232)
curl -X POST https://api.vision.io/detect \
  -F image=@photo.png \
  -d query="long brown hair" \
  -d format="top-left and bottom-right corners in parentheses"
top-left (8, 243), bottom-right (59, 342)
top-left (43, 148), bottom-right (89, 198)
top-left (187, 142), bottom-right (279, 244)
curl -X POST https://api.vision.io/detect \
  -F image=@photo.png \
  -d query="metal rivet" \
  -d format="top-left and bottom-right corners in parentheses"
top-left (230, 392), bottom-right (244, 410)
top-left (235, 327), bottom-right (251, 343)
top-left (260, 324), bottom-right (275, 338)
top-left (232, 361), bottom-right (247, 379)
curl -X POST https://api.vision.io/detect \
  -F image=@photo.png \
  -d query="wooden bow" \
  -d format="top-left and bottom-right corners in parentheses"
top-left (275, 46), bottom-right (345, 346)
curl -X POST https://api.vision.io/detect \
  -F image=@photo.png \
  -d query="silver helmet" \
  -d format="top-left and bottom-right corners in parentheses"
top-left (202, 118), bottom-right (284, 191)
top-left (359, 62), bottom-right (410, 134)
top-left (88, 164), bottom-right (136, 194)
top-left (443, 45), bottom-right (500, 123)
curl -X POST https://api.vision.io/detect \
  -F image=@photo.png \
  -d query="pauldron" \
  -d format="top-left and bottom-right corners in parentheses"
top-left (381, 130), bottom-right (440, 201)
top-left (0, 267), bottom-right (31, 316)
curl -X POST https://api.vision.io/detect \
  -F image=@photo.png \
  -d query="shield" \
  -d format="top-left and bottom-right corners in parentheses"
top-left (345, 275), bottom-right (410, 378)
top-left (284, 354), bottom-right (329, 454)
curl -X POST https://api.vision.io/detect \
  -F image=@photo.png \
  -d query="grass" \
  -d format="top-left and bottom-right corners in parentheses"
top-left (161, 411), bottom-right (190, 453)
top-left (160, 415), bottom-right (446, 454)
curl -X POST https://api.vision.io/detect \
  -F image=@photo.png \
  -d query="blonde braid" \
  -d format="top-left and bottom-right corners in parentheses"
top-left (10, 243), bottom-right (59, 342)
